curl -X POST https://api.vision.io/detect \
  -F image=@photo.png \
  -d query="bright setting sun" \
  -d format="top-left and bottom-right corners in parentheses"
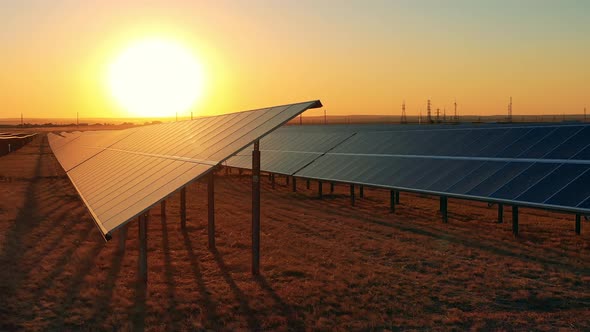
top-left (107, 38), bottom-right (204, 117)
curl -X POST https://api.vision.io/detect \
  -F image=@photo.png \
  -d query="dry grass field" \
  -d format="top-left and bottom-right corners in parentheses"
top-left (0, 135), bottom-right (589, 330)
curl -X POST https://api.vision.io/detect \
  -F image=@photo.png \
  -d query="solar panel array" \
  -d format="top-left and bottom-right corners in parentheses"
top-left (48, 100), bottom-right (322, 238)
top-left (227, 123), bottom-right (590, 214)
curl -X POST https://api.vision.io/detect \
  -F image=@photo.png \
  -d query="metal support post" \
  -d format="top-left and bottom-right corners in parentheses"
top-left (139, 213), bottom-right (148, 283)
top-left (350, 184), bottom-right (355, 206)
top-left (576, 214), bottom-right (581, 235)
top-left (252, 141), bottom-right (261, 275)
top-left (512, 205), bottom-right (519, 236)
top-left (318, 180), bottom-right (323, 199)
top-left (497, 203), bottom-right (503, 223)
top-left (208, 173), bottom-right (215, 249)
top-left (390, 190), bottom-right (395, 213)
top-left (441, 196), bottom-right (448, 223)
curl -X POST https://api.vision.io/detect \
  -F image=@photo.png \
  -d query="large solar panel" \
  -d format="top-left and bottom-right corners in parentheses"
top-left (48, 100), bottom-right (322, 238)
top-left (227, 123), bottom-right (590, 215)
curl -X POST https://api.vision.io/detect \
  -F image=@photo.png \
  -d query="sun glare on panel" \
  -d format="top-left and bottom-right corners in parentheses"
top-left (107, 38), bottom-right (205, 118)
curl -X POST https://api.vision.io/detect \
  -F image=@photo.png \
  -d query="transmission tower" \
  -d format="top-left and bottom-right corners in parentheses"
top-left (436, 108), bottom-right (440, 123)
top-left (427, 99), bottom-right (433, 123)
top-left (400, 100), bottom-right (407, 124)
top-left (507, 96), bottom-right (513, 122)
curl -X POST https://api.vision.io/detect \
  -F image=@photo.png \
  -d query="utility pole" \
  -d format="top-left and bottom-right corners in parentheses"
top-left (443, 108), bottom-right (446, 122)
top-left (454, 99), bottom-right (458, 121)
top-left (436, 108), bottom-right (440, 123)
top-left (401, 100), bottom-right (407, 124)
top-left (427, 99), bottom-right (432, 123)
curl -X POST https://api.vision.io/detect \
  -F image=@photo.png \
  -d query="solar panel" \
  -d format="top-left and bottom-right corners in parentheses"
top-left (226, 131), bottom-right (355, 175)
top-left (49, 100), bottom-right (322, 238)
top-left (227, 123), bottom-right (590, 215)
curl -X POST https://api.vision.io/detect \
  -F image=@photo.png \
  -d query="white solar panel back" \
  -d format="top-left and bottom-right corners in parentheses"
top-left (48, 100), bottom-right (322, 238)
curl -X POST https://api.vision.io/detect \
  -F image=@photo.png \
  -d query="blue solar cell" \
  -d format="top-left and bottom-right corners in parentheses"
top-left (515, 164), bottom-right (589, 203)
top-left (577, 196), bottom-right (590, 210)
top-left (491, 162), bottom-right (560, 200)
top-left (570, 144), bottom-right (590, 160)
top-left (394, 159), bottom-right (445, 187)
top-left (467, 162), bottom-right (532, 197)
top-left (426, 160), bottom-right (486, 192)
top-left (543, 126), bottom-right (590, 159)
top-left (409, 159), bottom-right (457, 189)
top-left (518, 126), bottom-right (582, 158)
top-left (446, 130), bottom-right (493, 156)
top-left (472, 129), bottom-right (530, 157)
top-left (494, 127), bottom-right (554, 158)
top-left (446, 161), bottom-right (508, 195)
top-left (545, 169), bottom-right (590, 207)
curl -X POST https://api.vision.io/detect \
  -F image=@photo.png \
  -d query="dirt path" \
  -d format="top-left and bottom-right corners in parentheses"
top-left (0, 136), bottom-right (588, 330)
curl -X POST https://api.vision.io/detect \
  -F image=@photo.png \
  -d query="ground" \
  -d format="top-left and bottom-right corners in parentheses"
top-left (0, 135), bottom-right (589, 331)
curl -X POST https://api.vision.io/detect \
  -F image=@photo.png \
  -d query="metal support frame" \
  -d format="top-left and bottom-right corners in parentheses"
top-left (350, 184), bottom-right (355, 206)
top-left (441, 196), bottom-right (448, 223)
top-left (271, 173), bottom-right (275, 189)
top-left (252, 140), bottom-right (261, 275)
top-left (576, 214), bottom-right (581, 235)
top-left (180, 187), bottom-right (187, 228)
top-left (318, 180), bottom-right (323, 199)
top-left (330, 182), bottom-right (334, 193)
top-left (395, 191), bottom-right (400, 204)
top-left (512, 205), bottom-right (519, 236)
top-left (139, 213), bottom-right (148, 283)
top-left (161, 200), bottom-right (166, 221)
top-left (497, 203), bottom-right (503, 223)
top-left (390, 190), bottom-right (395, 213)
top-left (286, 175), bottom-right (289, 185)
top-left (359, 185), bottom-right (364, 198)
top-left (208, 173), bottom-right (215, 249)
top-left (292, 176), bottom-right (297, 192)
top-left (306, 179), bottom-right (310, 189)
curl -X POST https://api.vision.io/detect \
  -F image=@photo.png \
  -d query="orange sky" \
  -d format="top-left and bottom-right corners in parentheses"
top-left (1, 1), bottom-right (589, 119)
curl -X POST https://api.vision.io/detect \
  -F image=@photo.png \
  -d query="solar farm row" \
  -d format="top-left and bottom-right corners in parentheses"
top-left (48, 100), bottom-right (322, 238)
top-left (0, 132), bottom-right (37, 156)
top-left (226, 123), bottom-right (590, 215)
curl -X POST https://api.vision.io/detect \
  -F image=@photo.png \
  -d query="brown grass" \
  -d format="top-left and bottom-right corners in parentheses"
top-left (0, 135), bottom-right (588, 331)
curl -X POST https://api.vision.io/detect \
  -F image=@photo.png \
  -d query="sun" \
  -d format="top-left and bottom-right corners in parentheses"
top-left (107, 38), bottom-right (204, 117)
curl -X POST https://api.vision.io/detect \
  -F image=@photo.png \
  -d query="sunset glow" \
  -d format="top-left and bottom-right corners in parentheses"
top-left (0, 1), bottom-right (589, 119)
top-left (107, 38), bottom-right (204, 117)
